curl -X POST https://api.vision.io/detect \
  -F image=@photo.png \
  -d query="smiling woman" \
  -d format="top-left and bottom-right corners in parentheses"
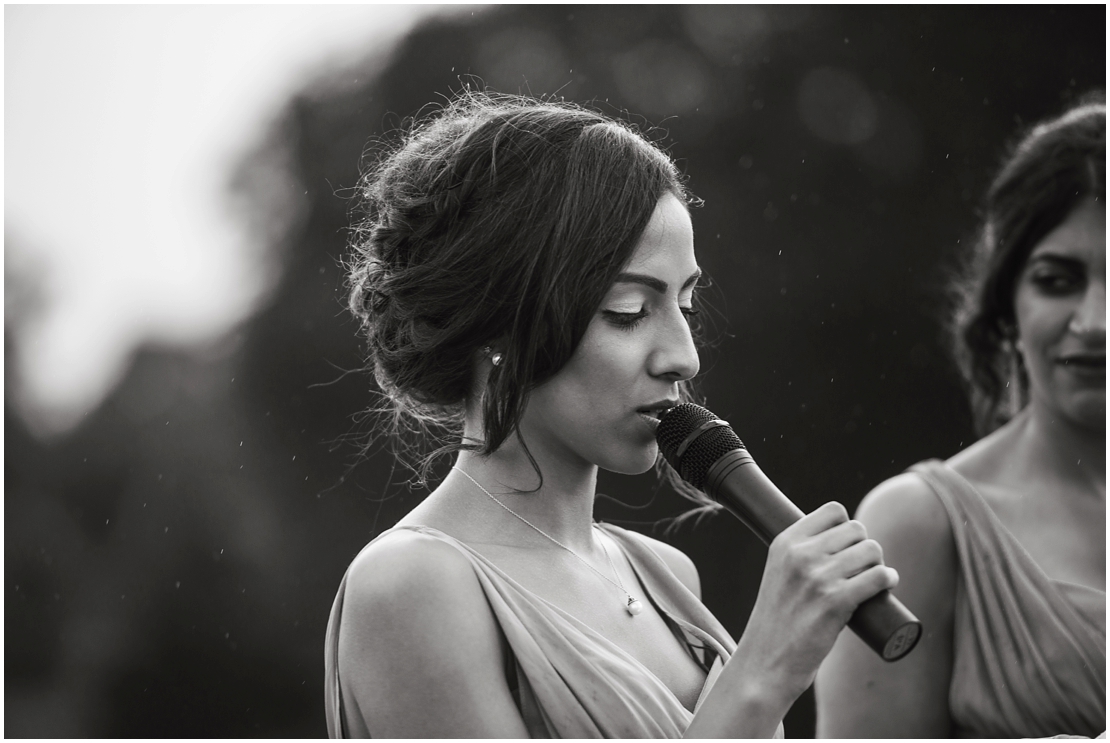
top-left (816, 96), bottom-right (1106, 739)
top-left (325, 92), bottom-right (898, 738)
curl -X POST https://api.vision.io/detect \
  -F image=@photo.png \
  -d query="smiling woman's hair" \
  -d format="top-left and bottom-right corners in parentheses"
top-left (347, 91), bottom-right (714, 510)
top-left (948, 93), bottom-right (1105, 435)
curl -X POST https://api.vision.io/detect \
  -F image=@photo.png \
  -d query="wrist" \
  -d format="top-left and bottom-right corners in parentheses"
top-left (685, 646), bottom-right (792, 738)
top-left (732, 672), bottom-right (792, 728)
top-left (728, 634), bottom-right (802, 722)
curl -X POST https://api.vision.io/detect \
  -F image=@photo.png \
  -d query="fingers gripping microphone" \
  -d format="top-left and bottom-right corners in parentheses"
top-left (657, 403), bottom-right (922, 662)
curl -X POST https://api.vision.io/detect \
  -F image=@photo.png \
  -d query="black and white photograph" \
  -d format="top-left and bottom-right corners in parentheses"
top-left (6, 4), bottom-right (1105, 738)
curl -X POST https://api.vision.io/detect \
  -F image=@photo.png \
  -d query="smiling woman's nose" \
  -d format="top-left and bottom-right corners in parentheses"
top-left (1070, 278), bottom-right (1106, 339)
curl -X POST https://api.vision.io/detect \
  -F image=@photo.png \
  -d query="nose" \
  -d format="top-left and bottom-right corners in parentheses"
top-left (1069, 275), bottom-right (1106, 342)
top-left (648, 306), bottom-right (700, 382)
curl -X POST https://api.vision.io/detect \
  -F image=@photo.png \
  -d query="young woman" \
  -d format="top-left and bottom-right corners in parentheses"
top-left (816, 98), bottom-right (1105, 738)
top-left (324, 93), bottom-right (898, 738)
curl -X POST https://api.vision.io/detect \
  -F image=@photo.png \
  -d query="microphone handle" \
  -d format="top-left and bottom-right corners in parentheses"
top-left (705, 450), bottom-right (922, 662)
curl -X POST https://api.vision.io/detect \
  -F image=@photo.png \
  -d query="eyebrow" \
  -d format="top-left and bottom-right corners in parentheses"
top-left (1025, 253), bottom-right (1085, 268)
top-left (614, 268), bottom-right (702, 294)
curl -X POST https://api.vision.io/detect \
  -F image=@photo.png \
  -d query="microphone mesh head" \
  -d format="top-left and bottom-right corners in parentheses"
top-left (655, 403), bottom-right (746, 489)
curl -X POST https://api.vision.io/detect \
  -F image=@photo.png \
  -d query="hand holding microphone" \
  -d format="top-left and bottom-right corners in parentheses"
top-left (656, 403), bottom-right (922, 662)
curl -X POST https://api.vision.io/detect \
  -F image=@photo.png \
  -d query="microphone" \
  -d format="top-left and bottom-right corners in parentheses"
top-left (656, 403), bottom-right (922, 662)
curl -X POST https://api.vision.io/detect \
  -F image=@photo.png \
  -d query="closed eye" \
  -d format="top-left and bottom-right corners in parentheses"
top-left (602, 309), bottom-right (649, 330)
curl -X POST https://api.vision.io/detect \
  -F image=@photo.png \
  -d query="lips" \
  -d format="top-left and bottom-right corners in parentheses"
top-left (1057, 354), bottom-right (1106, 379)
top-left (636, 400), bottom-right (677, 430)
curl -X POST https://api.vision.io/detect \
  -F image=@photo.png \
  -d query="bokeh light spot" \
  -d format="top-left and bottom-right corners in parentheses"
top-left (682, 5), bottom-right (771, 65)
top-left (476, 27), bottom-right (569, 96)
top-left (855, 97), bottom-right (924, 182)
top-left (611, 40), bottom-right (708, 118)
top-left (797, 66), bottom-right (878, 145)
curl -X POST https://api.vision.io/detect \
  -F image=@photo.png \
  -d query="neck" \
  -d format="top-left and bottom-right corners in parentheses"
top-left (1014, 402), bottom-right (1106, 500)
top-left (451, 443), bottom-right (600, 553)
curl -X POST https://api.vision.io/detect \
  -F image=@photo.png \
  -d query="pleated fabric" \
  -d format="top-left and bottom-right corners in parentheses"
top-left (324, 522), bottom-right (770, 738)
top-left (911, 460), bottom-right (1105, 738)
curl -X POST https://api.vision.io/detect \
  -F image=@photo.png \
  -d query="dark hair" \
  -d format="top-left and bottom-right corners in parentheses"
top-left (949, 94), bottom-right (1105, 435)
top-left (347, 92), bottom-right (714, 510)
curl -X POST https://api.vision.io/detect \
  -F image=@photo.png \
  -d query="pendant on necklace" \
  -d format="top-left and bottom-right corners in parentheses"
top-left (626, 596), bottom-right (644, 616)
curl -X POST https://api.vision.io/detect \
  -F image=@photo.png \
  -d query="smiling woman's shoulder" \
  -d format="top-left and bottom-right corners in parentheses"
top-left (855, 471), bottom-right (953, 547)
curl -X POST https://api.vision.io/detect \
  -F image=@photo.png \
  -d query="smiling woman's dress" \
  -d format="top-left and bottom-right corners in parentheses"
top-left (910, 460), bottom-right (1106, 738)
top-left (324, 522), bottom-right (777, 738)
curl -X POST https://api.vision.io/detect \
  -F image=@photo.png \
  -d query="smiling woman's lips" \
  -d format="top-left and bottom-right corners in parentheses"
top-left (1058, 355), bottom-right (1105, 366)
top-left (1057, 356), bottom-right (1106, 380)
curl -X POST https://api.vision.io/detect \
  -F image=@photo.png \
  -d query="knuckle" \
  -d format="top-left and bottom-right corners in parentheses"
top-left (861, 538), bottom-right (883, 564)
top-left (826, 501), bottom-right (849, 521)
top-left (848, 519), bottom-right (868, 540)
top-left (806, 561), bottom-right (827, 583)
top-left (818, 575), bottom-right (841, 601)
top-left (819, 580), bottom-right (850, 611)
top-left (784, 549), bottom-right (809, 576)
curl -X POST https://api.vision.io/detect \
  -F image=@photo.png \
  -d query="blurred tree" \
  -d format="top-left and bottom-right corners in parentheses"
top-left (5, 4), bottom-right (1104, 737)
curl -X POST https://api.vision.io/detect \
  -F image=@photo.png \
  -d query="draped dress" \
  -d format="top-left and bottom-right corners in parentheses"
top-left (324, 522), bottom-right (781, 738)
top-left (910, 460), bottom-right (1105, 738)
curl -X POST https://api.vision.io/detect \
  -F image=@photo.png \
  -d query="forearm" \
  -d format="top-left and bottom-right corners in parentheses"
top-left (683, 503), bottom-right (899, 737)
top-left (682, 642), bottom-right (792, 738)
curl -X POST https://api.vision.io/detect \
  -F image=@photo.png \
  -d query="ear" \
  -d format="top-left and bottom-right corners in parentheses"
top-left (467, 346), bottom-right (498, 415)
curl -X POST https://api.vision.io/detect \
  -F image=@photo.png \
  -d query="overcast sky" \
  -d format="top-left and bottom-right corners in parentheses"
top-left (6, 4), bottom-right (472, 437)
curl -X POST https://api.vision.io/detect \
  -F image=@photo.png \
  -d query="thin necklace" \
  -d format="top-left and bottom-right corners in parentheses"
top-left (452, 466), bottom-right (644, 616)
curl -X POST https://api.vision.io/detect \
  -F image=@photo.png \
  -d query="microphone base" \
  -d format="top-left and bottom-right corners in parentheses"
top-left (847, 589), bottom-right (923, 662)
top-left (883, 621), bottom-right (922, 661)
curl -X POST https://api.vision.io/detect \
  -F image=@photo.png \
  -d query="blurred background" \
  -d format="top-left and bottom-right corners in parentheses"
top-left (5, 5), bottom-right (1104, 737)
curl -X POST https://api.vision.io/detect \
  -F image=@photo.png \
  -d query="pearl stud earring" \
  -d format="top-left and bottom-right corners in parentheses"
top-left (481, 346), bottom-right (502, 366)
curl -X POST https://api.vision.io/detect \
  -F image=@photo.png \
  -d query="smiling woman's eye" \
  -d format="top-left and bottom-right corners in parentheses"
top-left (1029, 267), bottom-right (1083, 294)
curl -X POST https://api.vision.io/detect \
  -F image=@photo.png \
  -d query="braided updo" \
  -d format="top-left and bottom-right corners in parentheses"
top-left (347, 92), bottom-right (695, 483)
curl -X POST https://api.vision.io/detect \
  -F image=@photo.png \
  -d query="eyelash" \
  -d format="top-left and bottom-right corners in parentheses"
top-left (602, 307), bottom-right (701, 332)
top-left (1030, 271), bottom-right (1082, 294)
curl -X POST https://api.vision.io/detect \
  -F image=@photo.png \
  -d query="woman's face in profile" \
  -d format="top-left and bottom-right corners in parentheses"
top-left (518, 192), bottom-right (702, 475)
top-left (1014, 197), bottom-right (1106, 431)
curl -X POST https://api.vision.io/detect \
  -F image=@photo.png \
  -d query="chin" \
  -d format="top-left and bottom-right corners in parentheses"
top-left (1070, 401), bottom-right (1106, 434)
top-left (599, 442), bottom-right (660, 476)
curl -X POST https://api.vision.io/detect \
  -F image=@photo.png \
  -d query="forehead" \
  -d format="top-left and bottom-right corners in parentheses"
top-left (623, 192), bottom-right (698, 276)
top-left (1028, 198), bottom-right (1106, 262)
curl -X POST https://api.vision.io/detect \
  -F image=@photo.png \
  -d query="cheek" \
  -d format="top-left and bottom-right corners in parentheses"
top-left (574, 333), bottom-right (643, 393)
top-left (1015, 292), bottom-right (1068, 354)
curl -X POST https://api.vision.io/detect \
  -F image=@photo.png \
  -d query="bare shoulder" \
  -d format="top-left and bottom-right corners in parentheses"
top-left (815, 471), bottom-right (960, 738)
top-left (341, 528), bottom-right (491, 633)
top-left (855, 471), bottom-right (958, 618)
top-left (634, 532), bottom-right (702, 600)
top-left (337, 528), bottom-right (525, 737)
top-left (856, 472), bottom-right (952, 548)
top-left (338, 528), bottom-right (502, 677)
